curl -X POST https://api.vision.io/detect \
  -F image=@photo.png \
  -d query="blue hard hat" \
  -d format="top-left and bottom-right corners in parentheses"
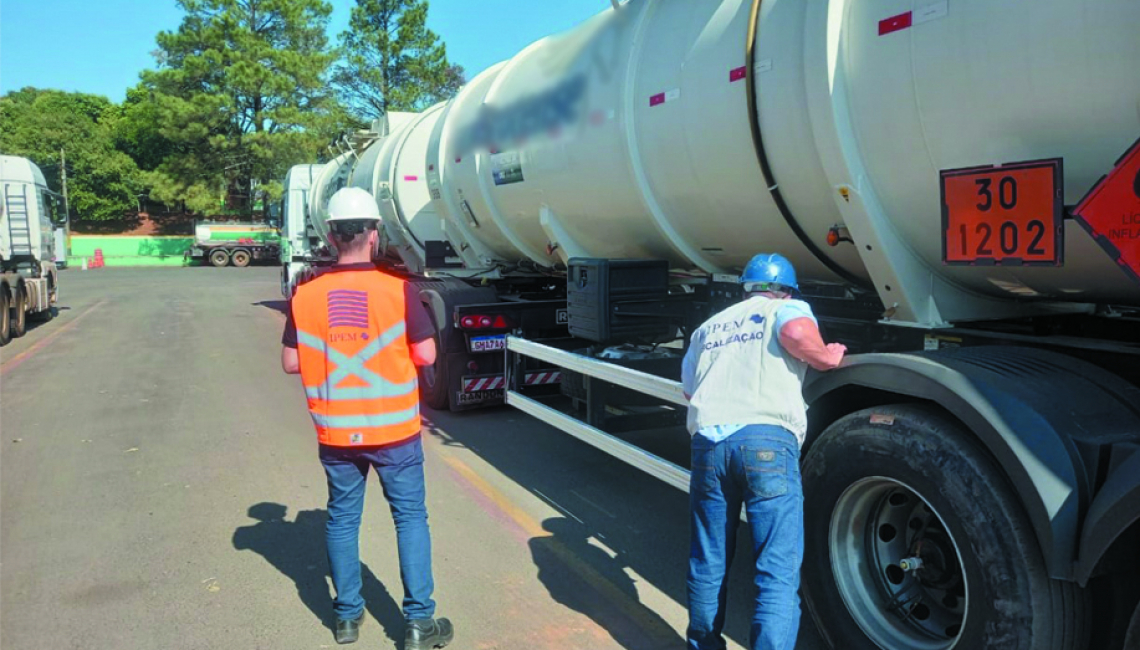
top-left (741, 253), bottom-right (799, 292)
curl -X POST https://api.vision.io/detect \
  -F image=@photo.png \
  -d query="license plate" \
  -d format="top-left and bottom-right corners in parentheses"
top-left (470, 334), bottom-right (506, 352)
top-left (456, 389), bottom-right (504, 405)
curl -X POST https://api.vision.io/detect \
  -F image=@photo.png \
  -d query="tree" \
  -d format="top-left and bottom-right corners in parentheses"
top-left (333, 0), bottom-right (465, 120)
top-left (0, 88), bottom-right (143, 221)
top-left (138, 0), bottom-right (344, 214)
top-left (115, 86), bottom-right (178, 174)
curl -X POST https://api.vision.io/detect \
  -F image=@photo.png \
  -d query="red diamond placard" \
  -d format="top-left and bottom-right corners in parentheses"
top-left (1072, 137), bottom-right (1140, 285)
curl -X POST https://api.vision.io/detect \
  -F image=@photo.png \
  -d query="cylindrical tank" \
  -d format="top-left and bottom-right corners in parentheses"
top-left (317, 0), bottom-right (1140, 311)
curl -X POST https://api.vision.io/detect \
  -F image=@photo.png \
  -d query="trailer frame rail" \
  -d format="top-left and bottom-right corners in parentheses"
top-left (504, 335), bottom-right (691, 493)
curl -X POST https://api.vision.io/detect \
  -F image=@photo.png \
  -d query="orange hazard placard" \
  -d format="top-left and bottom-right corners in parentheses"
top-left (941, 159), bottom-right (1064, 266)
top-left (1072, 138), bottom-right (1140, 285)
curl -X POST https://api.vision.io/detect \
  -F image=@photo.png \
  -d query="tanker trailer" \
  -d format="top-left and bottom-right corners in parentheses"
top-left (293, 1), bottom-right (1140, 647)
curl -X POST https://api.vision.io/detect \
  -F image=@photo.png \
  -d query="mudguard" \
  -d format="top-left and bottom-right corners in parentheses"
top-left (804, 345), bottom-right (1140, 581)
top-left (1075, 445), bottom-right (1140, 585)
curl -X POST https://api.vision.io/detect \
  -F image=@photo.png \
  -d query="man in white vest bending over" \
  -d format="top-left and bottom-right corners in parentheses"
top-left (681, 252), bottom-right (846, 650)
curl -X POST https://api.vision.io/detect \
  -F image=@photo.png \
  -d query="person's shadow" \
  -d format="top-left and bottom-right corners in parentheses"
top-left (531, 517), bottom-right (686, 649)
top-left (232, 503), bottom-right (404, 644)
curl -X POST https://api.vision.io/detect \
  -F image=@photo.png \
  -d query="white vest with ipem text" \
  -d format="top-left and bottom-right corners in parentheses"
top-left (685, 296), bottom-right (810, 445)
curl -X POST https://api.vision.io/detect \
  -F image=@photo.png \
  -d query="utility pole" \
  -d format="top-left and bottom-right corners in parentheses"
top-left (60, 148), bottom-right (71, 247)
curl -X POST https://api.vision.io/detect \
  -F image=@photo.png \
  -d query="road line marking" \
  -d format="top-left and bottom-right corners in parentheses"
top-left (1, 300), bottom-right (107, 376)
top-left (533, 489), bottom-right (587, 524)
top-left (438, 452), bottom-right (680, 645)
top-left (570, 489), bottom-right (618, 519)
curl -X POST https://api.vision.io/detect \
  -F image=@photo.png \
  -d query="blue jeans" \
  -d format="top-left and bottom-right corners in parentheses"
top-left (320, 434), bottom-right (436, 622)
top-left (687, 425), bottom-right (804, 650)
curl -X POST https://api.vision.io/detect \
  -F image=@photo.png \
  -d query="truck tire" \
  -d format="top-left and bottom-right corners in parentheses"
top-left (1126, 602), bottom-right (1140, 650)
top-left (801, 404), bottom-right (1089, 650)
top-left (11, 285), bottom-right (27, 338)
top-left (210, 249), bottom-right (230, 268)
top-left (0, 286), bottom-right (10, 346)
top-left (231, 249), bottom-right (252, 268)
top-left (413, 281), bottom-right (498, 411)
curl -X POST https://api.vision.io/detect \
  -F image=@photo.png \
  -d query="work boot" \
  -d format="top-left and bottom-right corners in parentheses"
top-left (335, 614), bottom-right (364, 645)
top-left (404, 617), bottom-right (454, 650)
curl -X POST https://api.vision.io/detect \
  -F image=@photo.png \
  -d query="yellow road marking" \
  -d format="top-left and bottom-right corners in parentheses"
top-left (439, 452), bottom-right (680, 646)
top-left (1, 300), bottom-right (106, 375)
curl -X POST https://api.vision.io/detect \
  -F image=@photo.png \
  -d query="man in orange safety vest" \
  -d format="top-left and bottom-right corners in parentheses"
top-left (281, 187), bottom-right (453, 649)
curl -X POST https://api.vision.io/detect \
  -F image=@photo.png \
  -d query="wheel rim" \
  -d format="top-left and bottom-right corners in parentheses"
top-left (234, 252), bottom-right (249, 265)
top-left (829, 477), bottom-right (968, 650)
top-left (212, 252), bottom-right (228, 265)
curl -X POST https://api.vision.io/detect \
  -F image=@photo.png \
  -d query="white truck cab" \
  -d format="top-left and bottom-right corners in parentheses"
top-left (1, 155), bottom-right (65, 345)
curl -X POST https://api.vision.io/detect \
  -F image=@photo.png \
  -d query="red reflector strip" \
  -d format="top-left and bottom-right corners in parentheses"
top-left (729, 66), bottom-right (747, 82)
top-left (463, 376), bottom-right (508, 392)
top-left (404, 175), bottom-right (419, 181)
top-left (525, 371), bottom-right (562, 386)
top-left (879, 11), bottom-right (912, 35)
top-left (649, 93), bottom-right (666, 107)
top-left (463, 372), bottom-right (563, 392)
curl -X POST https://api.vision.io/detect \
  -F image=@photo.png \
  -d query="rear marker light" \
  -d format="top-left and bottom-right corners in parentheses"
top-left (459, 314), bottom-right (513, 330)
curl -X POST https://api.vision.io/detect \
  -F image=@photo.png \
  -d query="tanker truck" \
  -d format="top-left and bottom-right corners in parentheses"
top-left (285, 1), bottom-right (1140, 647)
top-left (1, 155), bottom-right (63, 346)
top-left (186, 220), bottom-right (281, 268)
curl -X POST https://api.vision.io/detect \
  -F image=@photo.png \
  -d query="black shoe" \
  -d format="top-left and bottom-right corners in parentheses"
top-left (405, 618), bottom-right (454, 650)
top-left (335, 614), bottom-right (364, 645)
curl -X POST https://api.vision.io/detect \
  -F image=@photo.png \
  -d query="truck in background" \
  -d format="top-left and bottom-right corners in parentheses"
top-left (186, 220), bottom-right (280, 268)
top-left (278, 164), bottom-right (323, 297)
top-left (1, 155), bottom-right (64, 346)
top-left (282, 1), bottom-right (1140, 647)
top-left (53, 227), bottom-right (68, 270)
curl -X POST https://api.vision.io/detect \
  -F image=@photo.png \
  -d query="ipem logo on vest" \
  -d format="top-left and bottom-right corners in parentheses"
top-left (703, 315), bottom-right (767, 351)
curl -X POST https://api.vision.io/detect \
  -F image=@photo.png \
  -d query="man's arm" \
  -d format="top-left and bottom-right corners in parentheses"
top-left (411, 339), bottom-right (437, 367)
top-left (681, 330), bottom-right (702, 400)
top-left (778, 317), bottom-right (845, 371)
top-left (281, 306), bottom-right (301, 374)
top-left (405, 283), bottom-right (439, 368)
top-left (281, 346), bottom-right (301, 374)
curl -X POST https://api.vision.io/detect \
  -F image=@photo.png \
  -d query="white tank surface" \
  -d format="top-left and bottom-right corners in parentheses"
top-left (313, 0), bottom-right (1140, 323)
top-left (349, 108), bottom-right (451, 274)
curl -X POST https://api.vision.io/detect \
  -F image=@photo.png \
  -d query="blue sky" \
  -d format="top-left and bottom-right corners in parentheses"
top-left (0, 0), bottom-right (606, 102)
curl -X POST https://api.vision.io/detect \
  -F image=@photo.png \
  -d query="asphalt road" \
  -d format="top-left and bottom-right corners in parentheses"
top-left (0, 266), bottom-right (825, 650)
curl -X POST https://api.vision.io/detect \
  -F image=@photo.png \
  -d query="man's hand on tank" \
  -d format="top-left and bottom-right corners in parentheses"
top-left (824, 343), bottom-right (847, 370)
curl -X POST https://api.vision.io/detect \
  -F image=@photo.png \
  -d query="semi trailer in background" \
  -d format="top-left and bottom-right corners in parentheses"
top-left (1, 155), bottom-right (64, 346)
top-left (187, 220), bottom-right (281, 268)
top-left (283, 0), bottom-right (1140, 647)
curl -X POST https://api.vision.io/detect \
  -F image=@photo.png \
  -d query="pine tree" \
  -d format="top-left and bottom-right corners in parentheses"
top-left (333, 0), bottom-right (465, 120)
top-left (139, 0), bottom-right (345, 214)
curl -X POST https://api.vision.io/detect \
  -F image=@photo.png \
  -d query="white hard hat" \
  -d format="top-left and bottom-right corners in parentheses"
top-left (327, 187), bottom-right (381, 223)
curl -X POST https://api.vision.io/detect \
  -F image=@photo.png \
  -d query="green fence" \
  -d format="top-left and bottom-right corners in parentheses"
top-left (67, 236), bottom-right (197, 267)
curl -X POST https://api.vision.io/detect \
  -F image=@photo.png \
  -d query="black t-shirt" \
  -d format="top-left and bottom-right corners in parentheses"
top-left (281, 265), bottom-right (436, 348)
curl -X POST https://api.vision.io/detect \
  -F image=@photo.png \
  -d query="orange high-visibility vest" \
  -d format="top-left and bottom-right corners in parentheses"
top-left (291, 268), bottom-right (421, 447)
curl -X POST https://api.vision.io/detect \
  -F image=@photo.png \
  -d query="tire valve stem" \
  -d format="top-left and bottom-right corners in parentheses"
top-left (899, 557), bottom-right (925, 572)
